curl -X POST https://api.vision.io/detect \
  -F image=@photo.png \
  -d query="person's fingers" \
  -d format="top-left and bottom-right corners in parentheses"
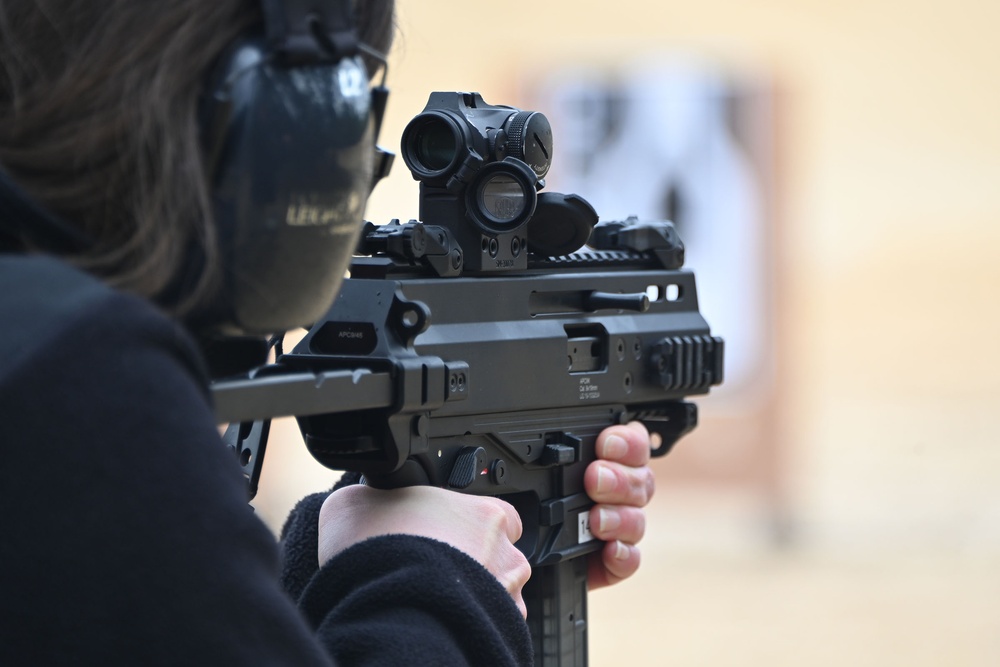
top-left (587, 540), bottom-right (641, 591)
top-left (595, 421), bottom-right (652, 467)
top-left (499, 548), bottom-right (532, 619)
top-left (494, 497), bottom-right (523, 544)
top-left (586, 423), bottom-right (657, 591)
top-left (588, 505), bottom-right (646, 544)
top-left (471, 496), bottom-right (530, 617)
top-left (585, 460), bottom-right (655, 507)
top-left (319, 486), bottom-right (532, 616)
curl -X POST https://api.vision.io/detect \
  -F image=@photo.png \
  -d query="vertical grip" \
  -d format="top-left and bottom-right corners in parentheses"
top-left (524, 556), bottom-right (589, 667)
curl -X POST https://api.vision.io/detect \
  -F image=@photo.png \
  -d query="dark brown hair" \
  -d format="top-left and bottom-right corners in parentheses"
top-left (0, 0), bottom-right (394, 317)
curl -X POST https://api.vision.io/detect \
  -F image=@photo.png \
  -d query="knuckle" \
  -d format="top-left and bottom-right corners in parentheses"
top-left (626, 422), bottom-right (652, 461)
top-left (514, 555), bottom-right (532, 586)
top-left (636, 508), bottom-right (647, 538)
top-left (482, 497), bottom-right (523, 541)
top-left (630, 467), bottom-right (654, 504)
top-left (613, 507), bottom-right (645, 544)
top-left (625, 508), bottom-right (647, 544)
top-left (321, 484), bottom-right (363, 514)
top-left (506, 506), bottom-right (523, 542)
top-left (502, 551), bottom-right (532, 593)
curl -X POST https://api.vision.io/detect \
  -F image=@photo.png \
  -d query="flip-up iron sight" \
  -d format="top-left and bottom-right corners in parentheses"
top-left (399, 91), bottom-right (600, 272)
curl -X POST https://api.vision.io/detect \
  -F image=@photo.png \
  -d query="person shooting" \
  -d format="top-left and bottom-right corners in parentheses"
top-left (0, 2), bottom-right (673, 665)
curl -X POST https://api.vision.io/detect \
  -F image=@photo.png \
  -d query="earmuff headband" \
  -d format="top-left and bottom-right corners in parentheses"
top-left (259, 0), bottom-right (359, 63)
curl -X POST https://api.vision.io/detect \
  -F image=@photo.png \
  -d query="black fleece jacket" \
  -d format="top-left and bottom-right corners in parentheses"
top-left (0, 255), bottom-right (531, 666)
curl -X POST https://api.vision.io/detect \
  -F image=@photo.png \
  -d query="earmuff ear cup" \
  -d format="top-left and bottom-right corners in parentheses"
top-left (199, 36), bottom-right (375, 335)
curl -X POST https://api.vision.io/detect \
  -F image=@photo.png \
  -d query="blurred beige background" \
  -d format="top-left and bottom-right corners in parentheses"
top-left (252, 0), bottom-right (1000, 664)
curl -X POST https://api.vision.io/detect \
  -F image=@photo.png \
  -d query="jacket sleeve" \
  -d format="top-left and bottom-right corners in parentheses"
top-left (0, 260), bottom-right (333, 666)
top-left (281, 489), bottom-right (534, 666)
top-left (301, 536), bottom-right (533, 666)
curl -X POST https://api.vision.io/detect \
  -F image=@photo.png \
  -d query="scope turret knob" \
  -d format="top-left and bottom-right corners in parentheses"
top-left (486, 128), bottom-right (509, 161)
top-left (504, 111), bottom-right (552, 179)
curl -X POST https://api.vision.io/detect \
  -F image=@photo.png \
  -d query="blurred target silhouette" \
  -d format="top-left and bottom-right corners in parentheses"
top-left (535, 60), bottom-right (788, 542)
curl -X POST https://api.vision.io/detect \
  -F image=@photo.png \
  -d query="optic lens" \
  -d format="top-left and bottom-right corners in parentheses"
top-left (465, 158), bottom-right (538, 234)
top-left (412, 117), bottom-right (457, 172)
top-left (479, 174), bottom-right (526, 223)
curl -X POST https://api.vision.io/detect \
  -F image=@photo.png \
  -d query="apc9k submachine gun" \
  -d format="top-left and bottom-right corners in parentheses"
top-left (213, 92), bottom-right (724, 667)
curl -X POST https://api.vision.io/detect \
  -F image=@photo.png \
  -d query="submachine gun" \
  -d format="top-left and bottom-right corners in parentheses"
top-left (213, 92), bottom-right (725, 667)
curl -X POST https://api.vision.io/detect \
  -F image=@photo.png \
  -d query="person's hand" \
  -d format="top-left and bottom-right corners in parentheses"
top-left (318, 484), bottom-right (532, 617)
top-left (584, 421), bottom-right (656, 590)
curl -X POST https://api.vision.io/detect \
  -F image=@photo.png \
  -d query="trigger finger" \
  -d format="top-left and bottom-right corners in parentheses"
top-left (597, 422), bottom-right (652, 466)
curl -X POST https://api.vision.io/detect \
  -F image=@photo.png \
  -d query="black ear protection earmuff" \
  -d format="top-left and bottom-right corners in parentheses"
top-left (197, 0), bottom-right (393, 335)
top-left (0, 0), bottom-right (392, 338)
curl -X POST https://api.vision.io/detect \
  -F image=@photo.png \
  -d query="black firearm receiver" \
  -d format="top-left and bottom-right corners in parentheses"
top-left (212, 92), bottom-right (724, 667)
